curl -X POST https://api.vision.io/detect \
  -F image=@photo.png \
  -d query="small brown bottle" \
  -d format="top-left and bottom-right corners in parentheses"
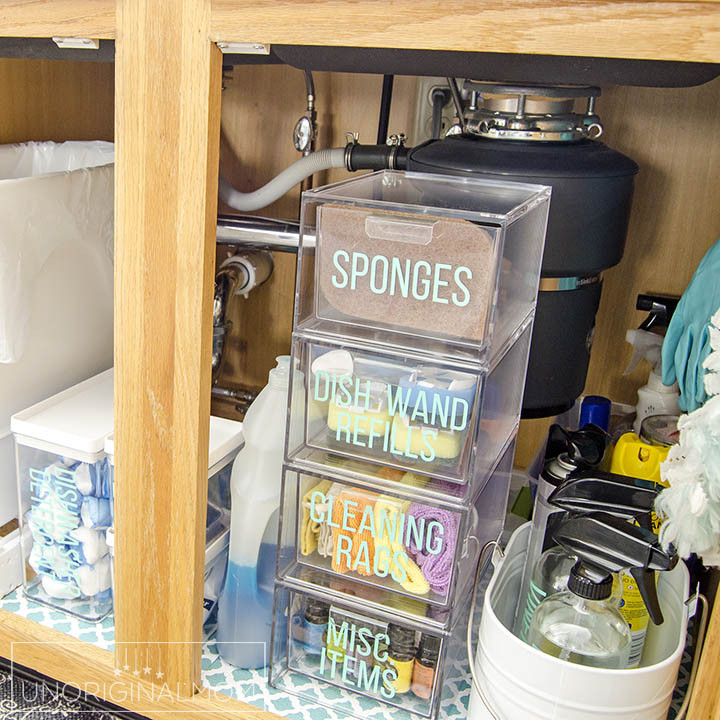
top-left (411, 634), bottom-right (441, 700)
top-left (387, 623), bottom-right (416, 694)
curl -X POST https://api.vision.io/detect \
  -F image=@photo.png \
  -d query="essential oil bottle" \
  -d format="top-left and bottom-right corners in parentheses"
top-left (387, 623), bottom-right (416, 694)
top-left (303, 599), bottom-right (330, 654)
top-left (412, 634), bottom-right (441, 699)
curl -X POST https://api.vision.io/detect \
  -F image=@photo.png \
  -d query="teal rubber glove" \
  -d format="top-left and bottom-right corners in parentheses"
top-left (662, 238), bottom-right (720, 412)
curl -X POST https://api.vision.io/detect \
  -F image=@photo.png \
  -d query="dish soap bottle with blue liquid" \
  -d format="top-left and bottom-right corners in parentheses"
top-left (216, 355), bottom-right (299, 669)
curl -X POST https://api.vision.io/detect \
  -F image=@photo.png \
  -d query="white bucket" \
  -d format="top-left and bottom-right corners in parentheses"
top-left (469, 523), bottom-right (691, 720)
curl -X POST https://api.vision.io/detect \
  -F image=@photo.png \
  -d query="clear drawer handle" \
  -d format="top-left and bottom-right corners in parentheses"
top-left (365, 215), bottom-right (436, 245)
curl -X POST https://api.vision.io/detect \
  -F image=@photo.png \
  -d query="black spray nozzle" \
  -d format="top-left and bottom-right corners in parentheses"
top-left (548, 470), bottom-right (660, 530)
top-left (552, 512), bottom-right (678, 625)
top-left (636, 293), bottom-right (679, 331)
top-left (544, 423), bottom-right (610, 467)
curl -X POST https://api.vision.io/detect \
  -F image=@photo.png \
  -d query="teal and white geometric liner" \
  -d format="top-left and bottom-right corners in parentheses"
top-left (0, 587), bottom-right (116, 650)
top-left (0, 587), bottom-right (474, 720)
top-left (0, 572), bottom-right (691, 720)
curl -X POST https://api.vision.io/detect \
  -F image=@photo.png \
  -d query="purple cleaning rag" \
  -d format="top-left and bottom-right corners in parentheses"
top-left (406, 503), bottom-right (459, 595)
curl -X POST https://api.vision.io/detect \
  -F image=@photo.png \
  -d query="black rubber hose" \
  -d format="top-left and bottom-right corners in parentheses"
top-left (303, 69), bottom-right (315, 100)
top-left (346, 143), bottom-right (409, 172)
top-left (377, 74), bottom-right (394, 144)
top-left (431, 88), bottom-right (450, 139)
top-left (446, 77), bottom-right (464, 125)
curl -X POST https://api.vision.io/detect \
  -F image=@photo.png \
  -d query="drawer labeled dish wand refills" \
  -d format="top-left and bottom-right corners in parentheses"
top-left (285, 324), bottom-right (532, 485)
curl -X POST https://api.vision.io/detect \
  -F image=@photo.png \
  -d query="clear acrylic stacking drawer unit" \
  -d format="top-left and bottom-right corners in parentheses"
top-left (294, 170), bottom-right (550, 363)
top-left (270, 170), bottom-right (550, 720)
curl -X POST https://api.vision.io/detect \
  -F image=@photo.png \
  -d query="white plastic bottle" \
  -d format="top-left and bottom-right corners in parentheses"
top-left (635, 370), bottom-right (680, 432)
top-left (625, 329), bottom-right (680, 433)
top-left (216, 356), bottom-right (298, 669)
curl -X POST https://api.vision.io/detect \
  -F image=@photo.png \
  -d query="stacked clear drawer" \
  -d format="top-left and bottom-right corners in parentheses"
top-left (272, 170), bottom-right (550, 719)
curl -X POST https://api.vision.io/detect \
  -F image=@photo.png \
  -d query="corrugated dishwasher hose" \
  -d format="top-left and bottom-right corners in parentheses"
top-left (219, 143), bottom-right (407, 212)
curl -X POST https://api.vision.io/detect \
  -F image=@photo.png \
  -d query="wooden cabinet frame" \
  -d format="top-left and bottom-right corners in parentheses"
top-left (0, 1), bottom-right (719, 718)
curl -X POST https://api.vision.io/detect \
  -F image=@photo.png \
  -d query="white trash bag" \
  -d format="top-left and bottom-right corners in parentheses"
top-left (0, 140), bottom-right (114, 528)
top-left (0, 140), bottom-right (114, 363)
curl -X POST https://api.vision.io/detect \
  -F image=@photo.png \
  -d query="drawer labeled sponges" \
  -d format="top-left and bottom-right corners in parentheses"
top-left (286, 323), bottom-right (531, 486)
top-left (294, 170), bottom-right (550, 363)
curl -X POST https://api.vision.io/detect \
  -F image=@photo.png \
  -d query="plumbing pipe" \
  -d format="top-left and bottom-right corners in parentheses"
top-left (377, 74), bottom-right (394, 144)
top-left (447, 76), bottom-right (465, 127)
top-left (431, 87), bottom-right (450, 139)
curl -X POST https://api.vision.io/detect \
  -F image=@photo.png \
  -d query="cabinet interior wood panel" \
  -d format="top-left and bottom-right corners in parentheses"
top-left (0, 58), bottom-right (114, 143)
top-left (213, 65), bottom-right (416, 412)
top-left (210, 0), bottom-right (720, 63)
top-left (0, 1), bottom-right (114, 39)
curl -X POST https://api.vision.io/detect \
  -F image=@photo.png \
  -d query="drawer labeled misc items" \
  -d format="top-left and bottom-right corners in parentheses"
top-left (277, 440), bottom-right (513, 610)
top-left (294, 170), bottom-right (550, 362)
top-left (286, 323), bottom-right (531, 484)
top-left (270, 583), bottom-right (450, 719)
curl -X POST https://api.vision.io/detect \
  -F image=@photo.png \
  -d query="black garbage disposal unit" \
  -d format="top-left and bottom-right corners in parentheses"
top-left (405, 83), bottom-right (639, 417)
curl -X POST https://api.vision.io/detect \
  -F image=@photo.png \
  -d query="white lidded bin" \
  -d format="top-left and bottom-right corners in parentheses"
top-left (106, 526), bottom-right (229, 625)
top-left (469, 523), bottom-right (691, 720)
top-left (203, 527), bottom-right (230, 623)
top-left (105, 415), bottom-right (242, 622)
top-left (0, 141), bottom-right (114, 528)
top-left (11, 369), bottom-right (114, 621)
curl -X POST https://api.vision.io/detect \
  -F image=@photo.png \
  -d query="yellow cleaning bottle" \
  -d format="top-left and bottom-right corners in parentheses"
top-left (610, 414), bottom-right (678, 666)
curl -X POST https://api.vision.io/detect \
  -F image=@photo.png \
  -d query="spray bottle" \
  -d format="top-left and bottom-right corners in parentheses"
top-left (521, 475), bottom-right (662, 666)
top-left (515, 452), bottom-right (659, 640)
top-left (527, 512), bottom-right (677, 669)
top-left (625, 328), bottom-right (680, 433)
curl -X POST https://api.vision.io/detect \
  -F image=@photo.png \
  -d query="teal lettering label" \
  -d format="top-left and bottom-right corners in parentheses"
top-left (350, 252), bottom-right (369, 290)
top-left (520, 580), bottom-right (547, 641)
top-left (432, 263), bottom-right (451, 304)
top-left (411, 261), bottom-right (432, 300)
top-left (331, 250), bottom-right (350, 288)
top-left (309, 491), bottom-right (326, 523)
top-left (318, 494), bottom-right (445, 581)
top-left (326, 250), bottom-right (474, 308)
top-left (320, 369), bottom-right (473, 463)
top-left (319, 618), bottom-right (398, 700)
top-left (369, 254), bottom-right (389, 294)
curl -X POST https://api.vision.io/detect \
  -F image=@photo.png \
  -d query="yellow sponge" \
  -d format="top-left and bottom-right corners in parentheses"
top-left (391, 414), bottom-right (462, 459)
top-left (327, 399), bottom-right (391, 435)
